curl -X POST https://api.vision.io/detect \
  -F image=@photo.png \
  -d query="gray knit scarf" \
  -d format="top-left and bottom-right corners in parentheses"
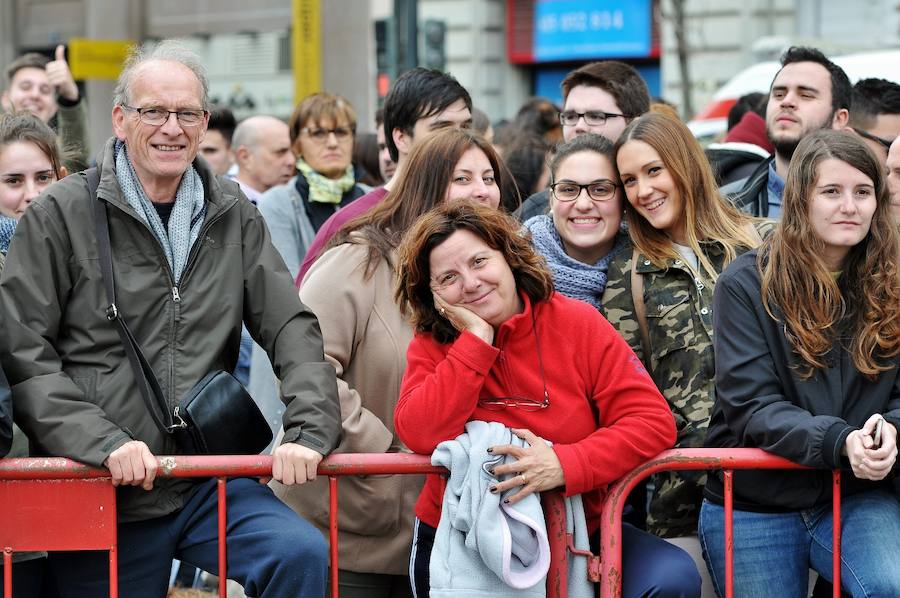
top-left (525, 214), bottom-right (626, 310)
top-left (114, 140), bottom-right (206, 284)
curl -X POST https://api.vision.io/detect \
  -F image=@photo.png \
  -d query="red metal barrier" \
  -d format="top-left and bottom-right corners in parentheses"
top-left (598, 448), bottom-right (842, 598)
top-left (0, 454), bottom-right (570, 598)
top-left (3, 449), bottom-right (843, 598)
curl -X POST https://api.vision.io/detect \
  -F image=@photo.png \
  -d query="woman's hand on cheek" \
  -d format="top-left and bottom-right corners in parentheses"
top-left (433, 292), bottom-right (494, 345)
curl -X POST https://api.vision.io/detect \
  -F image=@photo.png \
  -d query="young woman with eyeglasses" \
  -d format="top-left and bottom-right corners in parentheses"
top-left (599, 111), bottom-right (770, 592)
top-left (524, 133), bottom-right (628, 310)
top-left (395, 200), bottom-right (701, 597)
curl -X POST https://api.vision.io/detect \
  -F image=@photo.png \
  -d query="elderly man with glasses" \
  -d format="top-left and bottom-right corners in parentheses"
top-left (0, 39), bottom-right (340, 598)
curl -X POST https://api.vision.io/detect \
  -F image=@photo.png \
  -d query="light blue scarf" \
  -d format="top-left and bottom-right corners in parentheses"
top-left (0, 214), bottom-right (16, 255)
top-left (524, 214), bottom-right (626, 310)
top-left (114, 140), bottom-right (206, 284)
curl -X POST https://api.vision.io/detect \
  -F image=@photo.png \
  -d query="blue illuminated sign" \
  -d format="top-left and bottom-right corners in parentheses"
top-left (534, 0), bottom-right (652, 61)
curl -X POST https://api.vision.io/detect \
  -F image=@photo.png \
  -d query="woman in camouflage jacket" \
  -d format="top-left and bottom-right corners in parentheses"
top-left (601, 112), bottom-right (770, 545)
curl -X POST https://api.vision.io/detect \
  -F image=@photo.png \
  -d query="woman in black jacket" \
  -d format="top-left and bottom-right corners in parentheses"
top-left (699, 130), bottom-right (900, 598)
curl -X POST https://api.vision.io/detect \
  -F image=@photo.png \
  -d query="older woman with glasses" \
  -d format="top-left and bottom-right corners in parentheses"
top-left (524, 133), bottom-right (628, 310)
top-left (249, 93), bottom-right (369, 425)
top-left (257, 92), bottom-right (368, 278)
top-left (395, 201), bottom-right (701, 598)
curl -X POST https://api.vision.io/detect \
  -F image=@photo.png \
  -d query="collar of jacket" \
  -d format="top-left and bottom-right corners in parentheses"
top-left (727, 155), bottom-right (774, 217)
top-left (634, 239), bottom-right (730, 276)
top-left (94, 137), bottom-right (241, 220)
top-left (493, 291), bottom-right (542, 346)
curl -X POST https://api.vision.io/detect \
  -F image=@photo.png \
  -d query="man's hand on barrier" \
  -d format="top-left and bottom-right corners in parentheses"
top-left (272, 442), bottom-right (323, 485)
top-left (104, 440), bottom-right (158, 490)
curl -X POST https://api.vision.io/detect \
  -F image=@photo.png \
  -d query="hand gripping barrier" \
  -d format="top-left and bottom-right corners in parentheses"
top-left (598, 448), bottom-right (842, 598)
top-left (0, 449), bottom-right (843, 598)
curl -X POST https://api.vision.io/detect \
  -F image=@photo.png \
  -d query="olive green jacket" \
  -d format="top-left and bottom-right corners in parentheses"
top-left (0, 137), bottom-right (341, 521)
top-left (600, 223), bottom-right (771, 537)
top-left (55, 98), bottom-right (90, 172)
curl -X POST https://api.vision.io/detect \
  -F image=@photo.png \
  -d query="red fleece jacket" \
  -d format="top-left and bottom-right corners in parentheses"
top-left (395, 293), bottom-right (676, 533)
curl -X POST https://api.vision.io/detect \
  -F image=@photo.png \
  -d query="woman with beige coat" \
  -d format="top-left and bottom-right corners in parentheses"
top-left (271, 128), bottom-right (512, 597)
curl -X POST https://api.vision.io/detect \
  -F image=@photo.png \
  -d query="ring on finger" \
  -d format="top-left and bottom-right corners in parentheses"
top-left (519, 473), bottom-right (527, 485)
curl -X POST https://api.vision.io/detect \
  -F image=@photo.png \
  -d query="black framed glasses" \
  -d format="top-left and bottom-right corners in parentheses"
top-left (476, 310), bottom-right (551, 411)
top-left (559, 110), bottom-right (626, 127)
top-left (120, 105), bottom-right (207, 127)
top-left (852, 127), bottom-right (893, 151)
top-left (550, 180), bottom-right (618, 202)
top-left (301, 126), bottom-right (355, 142)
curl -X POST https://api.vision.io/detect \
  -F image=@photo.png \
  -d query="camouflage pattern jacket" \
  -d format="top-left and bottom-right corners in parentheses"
top-left (600, 224), bottom-right (771, 537)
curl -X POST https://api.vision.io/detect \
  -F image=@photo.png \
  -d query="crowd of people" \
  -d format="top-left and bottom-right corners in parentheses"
top-left (0, 37), bottom-right (898, 598)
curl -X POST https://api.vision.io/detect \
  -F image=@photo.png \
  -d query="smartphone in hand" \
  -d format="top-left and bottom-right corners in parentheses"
top-left (872, 417), bottom-right (884, 449)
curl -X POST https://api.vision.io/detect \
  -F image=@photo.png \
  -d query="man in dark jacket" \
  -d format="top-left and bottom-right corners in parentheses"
top-left (0, 40), bottom-right (340, 597)
top-left (723, 47), bottom-right (851, 217)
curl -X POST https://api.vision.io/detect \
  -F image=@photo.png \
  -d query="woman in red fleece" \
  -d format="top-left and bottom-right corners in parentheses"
top-left (394, 201), bottom-right (701, 598)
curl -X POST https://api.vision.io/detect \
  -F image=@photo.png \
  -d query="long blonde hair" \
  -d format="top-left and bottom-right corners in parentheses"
top-left (760, 130), bottom-right (900, 379)
top-left (614, 112), bottom-right (760, 281)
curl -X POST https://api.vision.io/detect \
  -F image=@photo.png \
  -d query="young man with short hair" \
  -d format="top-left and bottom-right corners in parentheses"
top-left (1, 47), bottom-right (89, 171)
top-left (724, 46), bottom-right (852, 217)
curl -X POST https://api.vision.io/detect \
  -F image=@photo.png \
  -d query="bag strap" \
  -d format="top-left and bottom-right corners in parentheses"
top-left (87, 168), bottom-right (175, 435)
top-left (630, 248), bottom-right (652, 371)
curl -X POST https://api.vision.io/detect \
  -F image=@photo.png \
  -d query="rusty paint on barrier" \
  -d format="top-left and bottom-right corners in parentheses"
top-left (159, 456), bottom-right (177, 475)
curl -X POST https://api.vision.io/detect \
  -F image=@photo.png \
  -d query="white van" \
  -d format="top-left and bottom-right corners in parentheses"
top-left (687, 49), bottom-right (900, 142)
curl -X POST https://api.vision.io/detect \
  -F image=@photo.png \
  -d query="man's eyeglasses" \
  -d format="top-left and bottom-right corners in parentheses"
top-left (559, 110), bottom-right (626, 127)
top-left (302, 127), bottom-right (355, 142)
top-left (852, 127), bottom-right (893, 151)
top-left (120, 105), bottom-right (207, 127)
top-left (476, 310), bottom-right (551, 411)
top-left (550, 180), bottom-right (618, 202)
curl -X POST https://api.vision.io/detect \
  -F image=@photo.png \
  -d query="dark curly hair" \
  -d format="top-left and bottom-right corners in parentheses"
top-left (396, 201), bottom-right (554, 344)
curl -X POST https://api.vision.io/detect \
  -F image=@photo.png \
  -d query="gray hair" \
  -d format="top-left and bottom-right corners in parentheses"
top-left (112, 39), bottom-right (210, 109)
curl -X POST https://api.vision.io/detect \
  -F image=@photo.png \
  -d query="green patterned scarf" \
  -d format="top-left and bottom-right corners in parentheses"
top-left (296, 157), bottom-right (355, 204)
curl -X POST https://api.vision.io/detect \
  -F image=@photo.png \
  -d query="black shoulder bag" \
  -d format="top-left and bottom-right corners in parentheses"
top-left (86, 168), bottom-right (273, 455)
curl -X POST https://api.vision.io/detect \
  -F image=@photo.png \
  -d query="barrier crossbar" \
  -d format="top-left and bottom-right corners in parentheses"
top-left (0, 454), bottom-right (574, 598)
top-left (598, 448), bottom-right (842, 598)
top-left (1, 449), bottom-right (843, 598)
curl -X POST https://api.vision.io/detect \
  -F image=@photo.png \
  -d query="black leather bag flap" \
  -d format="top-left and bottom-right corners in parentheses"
top-left (177, 371), bottom-right (273, 455)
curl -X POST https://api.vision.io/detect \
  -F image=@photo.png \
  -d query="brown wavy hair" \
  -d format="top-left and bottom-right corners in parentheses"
top-left (759, 130), bottom-right (900, 379)
top-left (325, 128), bottom-right (514, 279)
top-left (396, 200), bottom-right (554, 344)
top-left (614, 112), bottom-right (761, 281)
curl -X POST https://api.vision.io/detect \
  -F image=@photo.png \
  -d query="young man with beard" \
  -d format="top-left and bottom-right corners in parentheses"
top-left (723, 47), bottom-right (851, 217)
